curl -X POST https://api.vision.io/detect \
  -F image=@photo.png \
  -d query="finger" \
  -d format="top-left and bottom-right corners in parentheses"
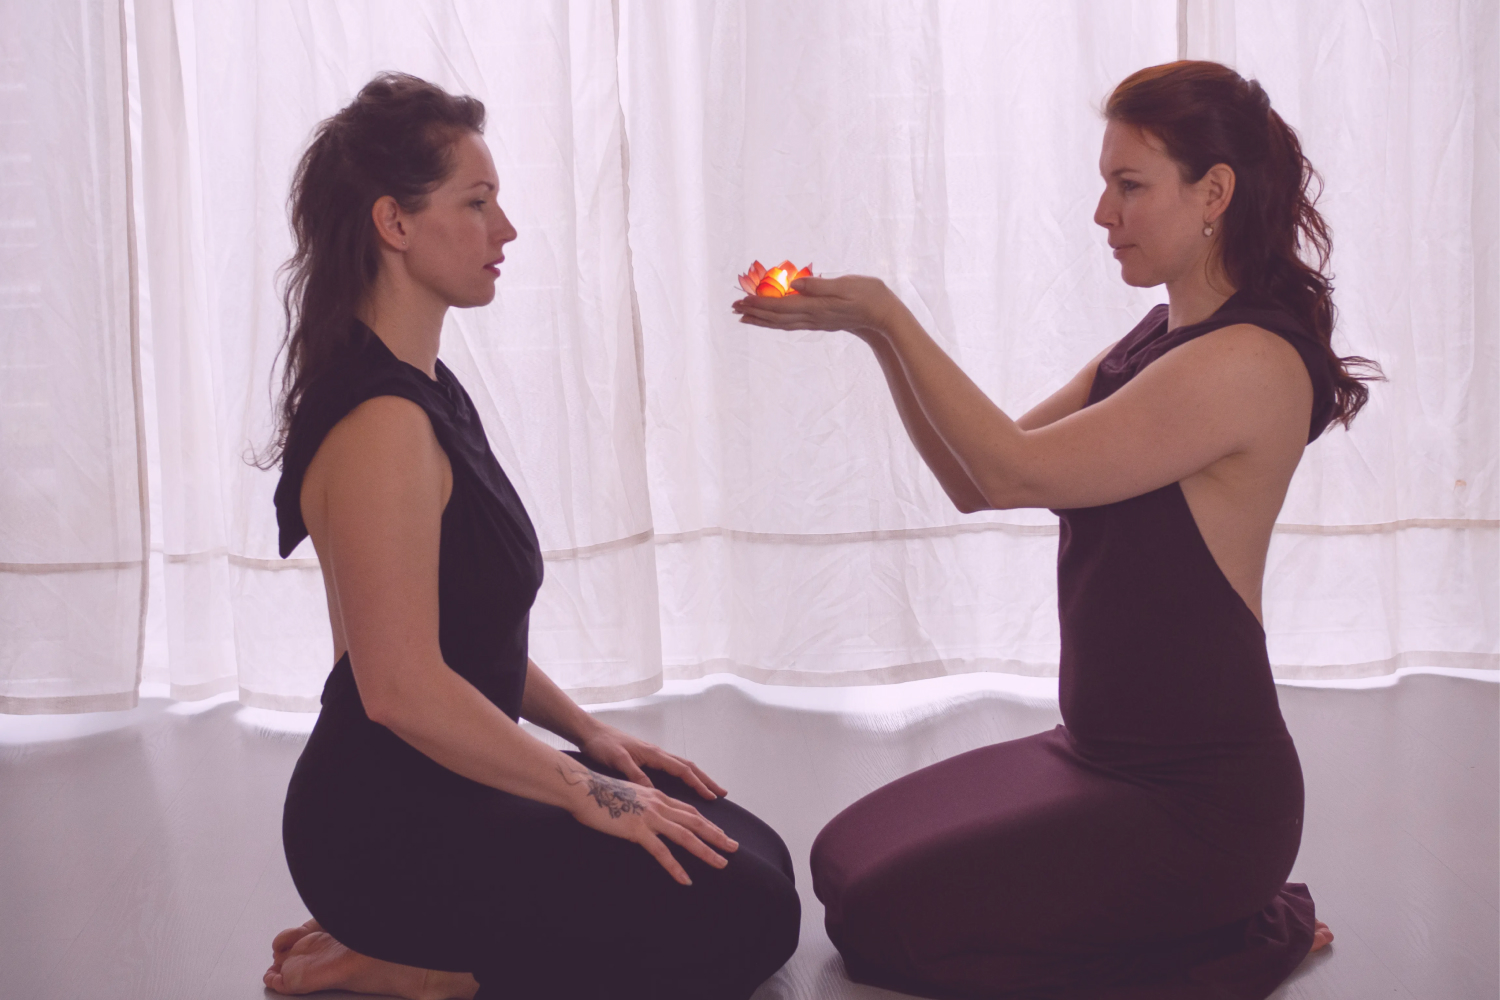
top-left (659, 798), bottom-right (739, 852)
top-left (732, 295), bottom-right (805, 314)
top-left (640, 832), bottom-right (693, 886)
top-left (648, 752), bottom-right (718, 799)
top-left (618, 756), bottom-right (655, 788)
top-left (735, 307), bottom-right (813, 326)
top-left (656, 818), bottom-right (729, 869)
top-left (688, 760), bottom-right (729, 798)
top-left (790, 276), bottom-right (838, 295)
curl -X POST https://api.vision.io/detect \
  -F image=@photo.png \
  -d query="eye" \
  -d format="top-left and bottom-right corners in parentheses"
top-left (1120, 180), bottom-right (1139, 192)
top-left (472, 199), bottom-right (487, 209)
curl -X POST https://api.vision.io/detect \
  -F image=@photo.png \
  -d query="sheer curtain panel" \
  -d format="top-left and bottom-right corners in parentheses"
top-left (0, 0), bottom-right (145, 713)
top-left (134, 0), bottom-right (657, 709)
top-left (1, 0), bottom-right (1494, 713)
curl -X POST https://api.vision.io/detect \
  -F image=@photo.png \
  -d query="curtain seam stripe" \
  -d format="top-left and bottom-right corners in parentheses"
top-left (120, 0), bottom-right (148, 710)
top-left (32, 515), bottom-right (1492, 573)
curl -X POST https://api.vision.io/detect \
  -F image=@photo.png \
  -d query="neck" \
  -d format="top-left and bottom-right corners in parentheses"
top-left (1165, 256), bottom-right (1236, 330)
top-left (357, 259), bottom-right (446, 379)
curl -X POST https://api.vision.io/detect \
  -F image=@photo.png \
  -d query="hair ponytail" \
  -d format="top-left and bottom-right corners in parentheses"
top-left (1105, 61), bottom-right (1382, 429)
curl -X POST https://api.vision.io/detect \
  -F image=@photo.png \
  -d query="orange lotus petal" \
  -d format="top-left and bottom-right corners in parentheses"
top-left (795, 265), bottom-right (812, 279)
top-left (739, 274), bottom-right (759, 295)
top-left (755, 277), bottom-right (785, 297)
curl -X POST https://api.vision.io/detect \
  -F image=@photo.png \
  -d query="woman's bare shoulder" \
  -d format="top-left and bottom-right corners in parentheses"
top-left (1181, 322), bottom-right (1313, 410)
top-left (301, 394), bottom-right (450, 518)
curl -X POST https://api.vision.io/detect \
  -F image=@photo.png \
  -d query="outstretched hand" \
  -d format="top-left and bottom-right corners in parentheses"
top-left (732, 274), bottom-right (903, 338)
top-left (578, 721), bottom-right (728, 800)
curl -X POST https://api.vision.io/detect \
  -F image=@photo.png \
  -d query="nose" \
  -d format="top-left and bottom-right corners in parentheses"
top-left (493, 206), bottom-right (518, 247)
top-left (1093, 189), bottom-right (1113, 230)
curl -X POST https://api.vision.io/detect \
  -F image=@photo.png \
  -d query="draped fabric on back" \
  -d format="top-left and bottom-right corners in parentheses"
top-left (273, 325), bottom-right (543, 720)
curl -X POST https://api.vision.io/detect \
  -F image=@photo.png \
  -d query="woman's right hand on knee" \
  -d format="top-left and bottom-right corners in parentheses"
top-left (557, 761), bottom-right (738, 885)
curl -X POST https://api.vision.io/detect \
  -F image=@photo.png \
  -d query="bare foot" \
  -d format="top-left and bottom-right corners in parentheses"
top-left (1310, 920), bottom-right (1334, 953)
top-left (270, 918), bottom-right (322, 968)
top-left (263, 922), bottom-right (477, 1000)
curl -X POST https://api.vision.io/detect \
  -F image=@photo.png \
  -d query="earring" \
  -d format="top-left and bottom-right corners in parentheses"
top-left (401, 239), bottom-right (408, 248)
top-left (1202, 224), bottom-right (1214, 237)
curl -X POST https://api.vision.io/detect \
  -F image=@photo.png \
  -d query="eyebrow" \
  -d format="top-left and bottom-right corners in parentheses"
top-left (467, 180), bottom-right (497, 192)
top-left (1107, 167), bottom-right (1144, 178)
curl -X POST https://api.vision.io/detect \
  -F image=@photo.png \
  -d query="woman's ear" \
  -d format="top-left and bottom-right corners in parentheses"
top-left (371, 195), bottom-right (408, 251)
top-left (1202, 162), bottom-right (1236, 225)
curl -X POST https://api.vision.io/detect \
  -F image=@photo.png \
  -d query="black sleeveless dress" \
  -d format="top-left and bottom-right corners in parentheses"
top-left (275, 324), bottom-right (799, 1000)
top-left (810, 293), bottom-right (1331, 999)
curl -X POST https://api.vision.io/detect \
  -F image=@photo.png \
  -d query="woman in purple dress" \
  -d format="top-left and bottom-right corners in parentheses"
top-left (734, 61), bottom-right (1377, 999)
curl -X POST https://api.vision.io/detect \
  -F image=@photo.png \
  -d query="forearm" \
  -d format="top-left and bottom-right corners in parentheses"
top-left (366, 660), bottom-right (590, 810)
top-left (866, 336), bottom-right (991, 512)
top-left (520, 658), bottom-right (602, 747)
top-left (878, 306), bottom-right (1033, 508)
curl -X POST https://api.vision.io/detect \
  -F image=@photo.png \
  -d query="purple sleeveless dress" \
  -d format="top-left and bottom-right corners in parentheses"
top-left (810, 293), bottom-right (1334, 999)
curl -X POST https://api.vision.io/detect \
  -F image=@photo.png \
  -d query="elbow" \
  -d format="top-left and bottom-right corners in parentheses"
top-left (944, 481), bottom-right (993, 514)
top-left (360, 692), bottom-right (400, 729)
top-left (973, 473), bottom-right (1037, 512)
top-left (354, 674), bottom-right (412, 729)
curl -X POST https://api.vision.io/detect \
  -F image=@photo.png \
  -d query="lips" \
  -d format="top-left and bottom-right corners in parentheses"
top-left (484, 257), bottom-right (503, 275)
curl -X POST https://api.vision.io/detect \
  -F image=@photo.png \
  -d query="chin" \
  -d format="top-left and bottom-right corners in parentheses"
top-left (454, 285), bottom-right (499, 309)
top-left (1118, 263), bottom-right (1164, 289)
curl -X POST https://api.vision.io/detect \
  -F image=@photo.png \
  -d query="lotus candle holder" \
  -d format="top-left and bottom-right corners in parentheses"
top-left (739, 259), bottom-right (813, 298)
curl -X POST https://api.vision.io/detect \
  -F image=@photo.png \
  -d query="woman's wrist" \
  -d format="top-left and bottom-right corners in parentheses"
top-left (567, 711), bottom-right (608, 749)
top-left (862, 284), bottom-right (913, 343)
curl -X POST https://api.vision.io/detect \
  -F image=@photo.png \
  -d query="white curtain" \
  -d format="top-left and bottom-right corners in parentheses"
top-left (0, 0), bottom-right (145, 713)
top-left (3, 0), bottom-right (1494, 713)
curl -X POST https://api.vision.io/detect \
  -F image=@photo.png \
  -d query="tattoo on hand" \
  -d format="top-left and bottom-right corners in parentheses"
top-left (561, 765), bottom-right (646, 820)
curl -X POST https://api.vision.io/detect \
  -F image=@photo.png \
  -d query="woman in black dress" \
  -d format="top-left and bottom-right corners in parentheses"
top-left (261, 74), bottom-right (798, 1000)
top-left (734, 61), bottom-right (1375, 999)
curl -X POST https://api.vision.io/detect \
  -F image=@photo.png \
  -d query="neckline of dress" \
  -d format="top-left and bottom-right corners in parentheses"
top-left (356, 319), bottom-right (449, 390)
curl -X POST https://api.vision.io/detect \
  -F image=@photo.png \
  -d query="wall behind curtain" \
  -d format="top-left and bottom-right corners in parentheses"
top-left (2, 0), bottom-right (1494, 712)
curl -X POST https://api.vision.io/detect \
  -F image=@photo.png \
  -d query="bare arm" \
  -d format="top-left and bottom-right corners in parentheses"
top-left (865, 336), bottom-right (990, 511)
top-left (824, 324), bottom-right (1110, 513)
top-left (734, 277), bottom-right (1309, 511)
top-left (1014, 342), bottom-right (1113, 431)
top-left (302, 396), bottom-right (735, 883)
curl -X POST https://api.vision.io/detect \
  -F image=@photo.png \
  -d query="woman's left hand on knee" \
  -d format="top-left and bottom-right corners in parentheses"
top-left (578, 723), bottom-right (728, 800)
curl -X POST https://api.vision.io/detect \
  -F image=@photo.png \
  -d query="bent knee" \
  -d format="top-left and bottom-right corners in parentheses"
top-left (743, 875), bottom-right (801, 982)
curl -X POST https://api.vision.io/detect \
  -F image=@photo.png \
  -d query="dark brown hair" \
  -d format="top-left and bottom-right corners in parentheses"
top-left (259, 72), bottom-right (486, 466)
top-left (1105, 61), bottom-right (1381, 428)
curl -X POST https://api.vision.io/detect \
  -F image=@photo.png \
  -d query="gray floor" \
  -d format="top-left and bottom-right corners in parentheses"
top-left (2, 674), bottom-right (1495, 1000)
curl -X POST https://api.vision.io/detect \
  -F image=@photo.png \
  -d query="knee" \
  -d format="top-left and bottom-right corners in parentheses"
top-left (762, 873), bottom-right (802, 964)
top-left (723, 872), bottom-right (799, 993)
top-left (719, 862), bottom-right (801, 979)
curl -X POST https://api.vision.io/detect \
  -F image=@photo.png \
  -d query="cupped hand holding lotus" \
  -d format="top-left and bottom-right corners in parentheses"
top-left (732, 273), bottom-right (910, 342)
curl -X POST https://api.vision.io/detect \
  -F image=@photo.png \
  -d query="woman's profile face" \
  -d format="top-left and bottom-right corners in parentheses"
top-left (401, 131), bottom-right (517, 308)
top-left (1093, 120), bottom-right (1217, 289)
